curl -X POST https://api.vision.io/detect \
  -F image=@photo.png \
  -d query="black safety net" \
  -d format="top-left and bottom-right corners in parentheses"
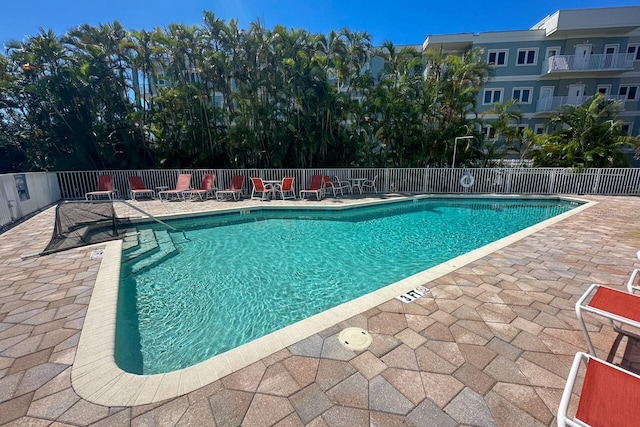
top-left (41, 201), bottom-right (133, 255)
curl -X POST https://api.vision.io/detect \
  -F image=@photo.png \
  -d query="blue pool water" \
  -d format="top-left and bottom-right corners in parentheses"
top-left (115, 198), bottom-right (579, 374)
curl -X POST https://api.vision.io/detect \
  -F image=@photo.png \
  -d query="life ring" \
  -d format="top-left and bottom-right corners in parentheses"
top-left (459, 173), bottom-right (475, 188)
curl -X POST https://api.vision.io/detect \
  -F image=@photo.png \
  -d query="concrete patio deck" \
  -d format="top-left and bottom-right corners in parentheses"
top-left (0, 194), bottom-right (639, 426)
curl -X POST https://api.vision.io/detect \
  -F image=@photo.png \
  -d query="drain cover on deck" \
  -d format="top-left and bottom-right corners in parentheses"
top-left (339, 327), bottom-right (372, 351)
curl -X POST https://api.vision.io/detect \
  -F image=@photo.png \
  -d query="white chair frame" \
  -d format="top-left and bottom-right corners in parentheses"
top-left (332, 176), bottom-right (351, 195)
top-left (250, 178), bottom-right (273, 201)
top-left (274, 178), bottom-right (296, 200)
top-left (557, 352), bottom-right (640, 427)
top-left (300, 181), bottom-right (325, 200)
top-left (361, 175), bottom-right (378, 193)
top-left (627, 249), bottom-right (640, 294)
top-left (576, 283), bottom-right (640, 357)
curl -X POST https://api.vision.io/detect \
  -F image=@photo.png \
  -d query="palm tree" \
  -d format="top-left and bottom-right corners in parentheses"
top-left (480, 99), bottom-right (523, 165)
top-left (530, 94), bottom-right (638, 168)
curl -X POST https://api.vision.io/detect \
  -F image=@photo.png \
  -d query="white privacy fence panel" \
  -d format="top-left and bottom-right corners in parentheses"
top-left (51, 168), bottom-right (640, 199)
top-left (0, 172), bottom-right (60, 229)
top-left (2, 167), bottom-right (639, 229)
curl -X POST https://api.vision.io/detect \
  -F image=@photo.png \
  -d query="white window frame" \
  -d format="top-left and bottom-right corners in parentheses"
top-left (545, 46), bottom-right (561, 59)
top-left (516, 48), bottom-right (538, 66)
top-left (620, 122), bottom-right (633, 135)
top-left (487, 49), bottom-right (508, 67)
top-left (596, 85), bottom-right (611, 96)
top-left (483, 88), bottom-right (504, 105)
top-left (481, 125), bottom-right (496, 140)
top-left (627, 44), bottom-right (640, 61)
top-left (510, 124), bottom-right (529, 137)
top-left (619, 85), bottom-right (640, 101)
top-left (512, 87), bottom-right (533, 104)
top-left (604, 44), bottom-right (619, 55)
top-left (534, 124), bottom-right (545, 135)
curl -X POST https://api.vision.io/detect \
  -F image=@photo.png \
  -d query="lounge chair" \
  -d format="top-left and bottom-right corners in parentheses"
top-left (250, 177), bottom-right (273, 201)
top-left (128, 176), bottom-right (155, 201)
top-left (576, 283), bottom-right (640, 358)
top-left (158, 173), bottom-right (191, 201)
top-left (274, 177), bottom-right (296, 200)
top-left (86, 175), bottom-right (116, 200)
top-left (300, 175), bottom-right (324, 200)
top-left (216, 176), bottom-right (244, 201)
top-left (361, 175), bottom-right (378, 193)
top-left (184, 173), bottom-right (216, 201)
top-left (558, 352), bottom-right (640, 427)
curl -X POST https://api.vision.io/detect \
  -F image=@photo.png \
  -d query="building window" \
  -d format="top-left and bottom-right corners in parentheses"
top-left (487, 49), bottom-right (508, 66)
top-left (516, 49), bottom-right (537, 65)
top-left (620, 123), bottom-right (633, 135)
top-left (483, 88), bottom-right (503, 104)
top-left (534, 124), bottom-right (545, 135)
top-left (627, 44), bottom-right (640, 61)
top-left (597, 85), bottom-right (611, 96)
top-left (512, 87), bottom-right (533, 104)
top-left (545, 47), bottom-right (560, 59)
top-left (510, 124), bottom-right (528, 137)
top-left (619, 85), bottom-right (639, 101)
top-left (481, 125), bottom-right (496, 140)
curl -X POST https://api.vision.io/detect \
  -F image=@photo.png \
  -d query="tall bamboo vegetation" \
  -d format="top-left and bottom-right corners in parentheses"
top-left (0, 13), bottom-right (635, 172)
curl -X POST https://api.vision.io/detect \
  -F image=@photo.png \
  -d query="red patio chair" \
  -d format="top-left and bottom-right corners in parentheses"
top-left (158, 174), bottom-right (191, 201)
top-left (274, 177), bottom-right (296, 200)
top-left (184, 173), bottom-right (217, 201)
top-left (558, 352), bottom-right (640, 427)
top-left (250, 177), bottom-right (273, 201)
top-left (323, 175), bottom-right (339, 197)
top-left (85, 175), bottom-right (116, 200)
top-left (216, 175), bottom-right (244, 201)
top-left (576, 283), bottom-right (640, 358)
top-left (127, 176), bottom-right (155, 201)
top-left (300, 175), bottom-right (324, 200)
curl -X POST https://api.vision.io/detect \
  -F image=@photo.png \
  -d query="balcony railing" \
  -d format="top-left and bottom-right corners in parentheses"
top-left (542, 53), bottom-right (634, 75)
top-left (536, 95), bottom-right (626, 113)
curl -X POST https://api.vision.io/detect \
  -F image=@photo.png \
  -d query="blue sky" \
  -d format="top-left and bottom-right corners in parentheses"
top-left (1, 0), bottom-right (638, 47)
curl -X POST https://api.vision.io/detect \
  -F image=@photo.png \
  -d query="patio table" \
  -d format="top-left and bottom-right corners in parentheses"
top-left (263, 180), bottom-right (281, 199)
top-left (154, 186), bottom-right (169, 199)
top-left (349, 178), bottom-right (366, 194)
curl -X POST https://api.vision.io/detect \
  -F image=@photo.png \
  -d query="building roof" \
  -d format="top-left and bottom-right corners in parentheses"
top-left (423, 6), bottom-right (640, 51)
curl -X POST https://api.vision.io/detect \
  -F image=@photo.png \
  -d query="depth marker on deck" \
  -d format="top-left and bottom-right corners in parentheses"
top-left (396, 286), bottom-right (430, 303)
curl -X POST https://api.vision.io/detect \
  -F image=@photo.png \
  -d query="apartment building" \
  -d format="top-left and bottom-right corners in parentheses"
top-left (423, 6), bottom-right (640, 137)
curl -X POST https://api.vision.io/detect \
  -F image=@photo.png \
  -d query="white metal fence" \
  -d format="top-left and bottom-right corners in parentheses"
top-left (2, 168), bottom-right (640, 229)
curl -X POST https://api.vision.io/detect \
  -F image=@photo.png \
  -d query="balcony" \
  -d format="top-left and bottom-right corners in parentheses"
top-left (535, 95), bottom-right (626, 113)
top-left (541, 53), bottom-right (634, 77)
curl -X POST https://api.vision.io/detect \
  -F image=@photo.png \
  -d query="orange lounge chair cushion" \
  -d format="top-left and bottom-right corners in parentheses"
top-left (576, 358), bottom-right (640, 427)
top-left (588, 286), bottom-right (640, 323)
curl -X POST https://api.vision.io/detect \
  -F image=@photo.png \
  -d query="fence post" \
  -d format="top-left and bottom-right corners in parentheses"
top-left (548, 169), bottom-right (557, 194)
top-left (505, 170), bottom-right (512, 193)
top-left (592, 169), bottom-right (602, 194)
top-left (384, 168), bottom-right (389, 193)
top-left (423, 167), bottom-right (429, 193)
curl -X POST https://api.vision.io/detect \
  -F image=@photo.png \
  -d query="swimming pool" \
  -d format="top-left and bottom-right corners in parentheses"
top-left (115, 197), bottom-right (579, 374)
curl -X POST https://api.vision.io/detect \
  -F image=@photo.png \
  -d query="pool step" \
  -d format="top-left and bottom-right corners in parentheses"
top-left (121, 233), bottom-right (140, 251)
top-left (122, 229), bottom-right (158, 262)
top-left (169, 231), bottom-right (190, 246)
top-left (128, 230), bottom-right (178, 274)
